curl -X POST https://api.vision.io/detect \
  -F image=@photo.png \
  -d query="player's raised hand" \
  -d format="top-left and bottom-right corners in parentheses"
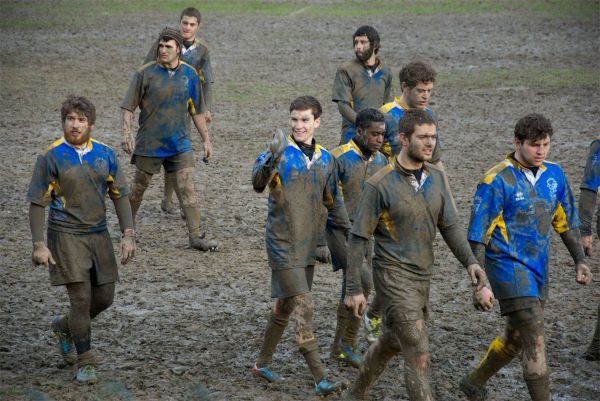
top-left (576, 263), bottom-right (593, 285)
top-left (32, 241), bottom-right (55, 267)
top-left (268, 129), bottom-right (286, 161)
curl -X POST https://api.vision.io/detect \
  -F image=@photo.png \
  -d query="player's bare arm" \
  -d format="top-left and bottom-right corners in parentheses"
top-left (120, 108), bottom-right (134, 154)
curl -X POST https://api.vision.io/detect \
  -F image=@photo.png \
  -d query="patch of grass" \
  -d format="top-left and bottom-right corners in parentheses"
top-left (217, 80), bottom-right (323, 105)
top-left (1, 0), bottom-right (597, 29)
top-left (440, 67), bottom-right (600, 89)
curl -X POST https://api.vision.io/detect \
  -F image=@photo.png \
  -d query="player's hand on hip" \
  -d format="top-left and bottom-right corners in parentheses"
top-left (121, 133), bottom-right (134, 155)
top-left (576, 263), bottom-right (593, 285)
top-left (581, 235), bottom-right (593, 257)
top-left (120, 229), bottom-right (136, 265)
top-left (344, 294), bottom-right (367, 318)
top-left (467, 263), bottom-right (487, 291)
top-left (472, 286), bottom-right (494, 311)
top-left (32, 241), bottom-right (55, 267)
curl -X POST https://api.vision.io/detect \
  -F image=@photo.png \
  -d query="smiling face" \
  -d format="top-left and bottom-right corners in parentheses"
top-left (514, 135), bottom-right (550, 167)
top-left (179, 15), bottom-right (199, 41)
top-left (63, 111), bottom-right (92, 147)
top-left (289, 108), bottom-right (321, 145)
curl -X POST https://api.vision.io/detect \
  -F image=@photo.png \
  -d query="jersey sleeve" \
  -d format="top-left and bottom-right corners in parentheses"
top-left (552, 169), bottom-right (580, 234)
top-left (121, 69), bottom-right (144, 112)
top-left (106, 151), bottom-right (130, 200)
top-left (581, 140), bottom-right (600, 193)
top-left (332, 67), bottom-right (353, 103)
top-left (26, 154), bottom-right (55, 207)
top-left (383, 69), bottom-right (393, 104)
top-left (187, 70), bottom-right (204, 115)
top-left (468, 179), bottom-right (505, 245)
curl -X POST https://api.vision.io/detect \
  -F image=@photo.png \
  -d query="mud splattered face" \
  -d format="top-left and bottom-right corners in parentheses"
top-left (158, 39), bottom-right (180, 67)
top-left (402, 81), bottom-right (434, 110)
top-left (357, 121), bottom-right (385, 153)
top-left (180, 15), bottom-right (199, 41)
top-left (63, 111), bottom-right (92, 147)
top-left (289, 109), bottom-right (320, 145)
top-left (354, 34), bottom-right (374, 63)
top-left (402, 123), bottom-right (436, 163)
top-left (515, 136), bottom-right (550, 167)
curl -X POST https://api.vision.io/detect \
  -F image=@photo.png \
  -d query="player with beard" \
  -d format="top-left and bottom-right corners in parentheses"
top-left (332, 25), bottom-right (393, 145)
top-left (460, 114), bottom-right (592, 401)
top-left (578, 137), bottom-right (600, 362)
top-left (144, 7), bottom-right (215, 216)
top-left (329, 108), bottom-right (388, 367)
top-left (27, 96), bottom-right (136, 384)
top-left (342, 109), bottom-right (490, 401)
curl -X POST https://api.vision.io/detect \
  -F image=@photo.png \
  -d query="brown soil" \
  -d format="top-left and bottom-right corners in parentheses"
top-left (1, 5), bottom-right (598, 401)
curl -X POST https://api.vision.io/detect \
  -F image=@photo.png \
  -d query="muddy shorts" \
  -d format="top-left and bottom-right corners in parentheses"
top-left (271, 266), bottom-right (314, 298)
top-left (374, 267), bottom-right (430, 324)
top-left (47, 229), bottom-right (118, 286)
top-left (499, 296), bottom-right (546, 316)
top-left (131, 151), bottom-right (195, 174)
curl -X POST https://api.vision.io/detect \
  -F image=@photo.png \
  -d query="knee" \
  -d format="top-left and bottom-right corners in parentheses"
top-left (175, 168), bottom-right (197, 206)
top-left (130, 171), bottom-right (152, 201)
top-left (396, 321), bottom-right (428, 357)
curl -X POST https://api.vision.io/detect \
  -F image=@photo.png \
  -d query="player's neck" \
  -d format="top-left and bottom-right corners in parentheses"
top-left (397, 152), bottom-right (423, 171)
top-left (161, 59), bottom-right (180, 70)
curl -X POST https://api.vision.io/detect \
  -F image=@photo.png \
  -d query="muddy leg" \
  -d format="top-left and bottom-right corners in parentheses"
top-left (291, 293), bottom-right (326, 381)
top-left (520, 311), bottom-right (549, 401)
top-left (89, 282), bottom-right (115, 320)
top-left (161, 171), bottom-right (177, 211)
top-left (332, 302), bottom-right (348, 355)
top-left (66, 281), bottom-right (96, 368)
top-left (583, 303), bottom-right (600, 360)
top-left (129, 168), bottom-right (153, 223)
top-left (397, 320), bottom-right (432, 401)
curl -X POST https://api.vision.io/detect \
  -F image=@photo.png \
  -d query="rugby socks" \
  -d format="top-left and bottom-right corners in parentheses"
top-left (332, 303), bottom-right (348, 355)
top-left (467, 336), bottom-right (517, 387)
top-left (524, 372), bottom-right (550, 401)
top-left (182, 206), bottom-right (202, 238)
top-left (350, 337), bottom-right (398, 396)
top-left (299, 338), bottom-right (326, 382)
top-left (343, 311), bottom-right (361, 349)
top-left (256, 312), bottom-right (289, 368)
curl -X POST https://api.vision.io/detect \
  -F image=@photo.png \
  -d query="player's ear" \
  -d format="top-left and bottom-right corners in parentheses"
top-left (399, 132), bottom-right (409, 146)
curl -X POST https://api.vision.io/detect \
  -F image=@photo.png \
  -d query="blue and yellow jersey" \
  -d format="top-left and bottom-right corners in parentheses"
top-left (252, 136), bottom-right (350, 271)
top-left (581, 137), bottom-right (600, 193)
top-left (121, 61), bottom-right (202, 157)
top-left (332, 58), bottom-right (392, 144)
top-left (379, 97), bottom-right (441, 162)
top-left (468, 154), bottom-right (580, 300)
top-left (331, 140), bottom-right (388, 222)
top-left (27, 137), bottom-right (129, 234)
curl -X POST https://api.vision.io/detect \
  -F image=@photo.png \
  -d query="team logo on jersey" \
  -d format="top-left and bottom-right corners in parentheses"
top-left (94, 157), bottom-right (108, 175)
top-left (515, 192), bottom-right (525, 201)
top-left (472, 195), bottom-right (482, 213)
top-left (546, 178), bottom-right (558, 202)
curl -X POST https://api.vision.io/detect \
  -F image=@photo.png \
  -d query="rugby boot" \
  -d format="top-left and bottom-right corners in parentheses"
top-left (75, 365), bottom-right (98, 385)
top-left (251, 363), bottom-right (284, 383)
top-left (183, 205), bottom-right (219, 252)
top-left (314, 377), bottom-right (348, 397)
top-left (333, 342), bottom-right (362, 368)
top-left (189, 235), bottom-right (219, 252)
top-left (362, 313), bottom-right (382, 344)
top-left (160, 199), bottom-right (180, 216)
top-left (50, 316), bottom-right (76, 365)
top-left (269, 128), bottom-right (287, 160)
top-left (458, 375), bottom-right (487, 401)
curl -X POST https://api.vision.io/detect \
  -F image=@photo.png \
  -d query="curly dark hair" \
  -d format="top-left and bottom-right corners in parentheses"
top-left (399, 61), bottom-right (437, 90)
top-left (356, 108), bottom-right (385, 132)
top-left (353, 25), bottom-right (380, 55)
top-left (398, 109), bottom-right (436, 138)
top-left (514, 113), bottom-right (553, 142)
top-left (61, 95), bottom-right (96, 126)
top-left (289, 96), bottom-right (322, 119)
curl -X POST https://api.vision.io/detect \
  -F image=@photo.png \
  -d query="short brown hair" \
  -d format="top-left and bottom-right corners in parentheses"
top-left (61, 95), bottom-right (96, 126)
top-left (514, 113), bottom-right (553, 142)
top-left (400, 61), bottom-right (437, 90)
top-left (398, 109), bottom-right (436, 138)
top-left (180, 7), bottom-right (201, 24)
top-left (289, 96), bottom-right (322, 119)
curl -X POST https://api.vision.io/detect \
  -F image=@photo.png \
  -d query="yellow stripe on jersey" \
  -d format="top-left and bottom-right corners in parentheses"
top-left (47, 138), bottom-right (64, 151)
top-left (552, 202), bottom-right (570, 234)
top-left (380, 208), bottom-right (398, 242)
top-left (187, 98), bottom-right (197, 115)
top-left (484, 212), bottom-right (508, 244)
top-left (483, 160), bottom-right (511, 184)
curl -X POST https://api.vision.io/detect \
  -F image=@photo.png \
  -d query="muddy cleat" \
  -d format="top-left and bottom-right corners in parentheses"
top-left (362, 313), bottom-right (381, 344)
top-left (315, 246), bottom-right (332, 264)
top-left (251, 363), bottom-right (284, 383)
top-left (268, 128), bottom-right (287, 160)
top-left (459, 375), bottom-right (487, 401)
top-left (75, 365), bottom-right (98, 385)
top-left (160, 199), bottom-right (180, 216)
top-left (189, 236), bottom-right (219, 252)
top-left (50, 316), bottom-right (76, 365)
top-left (333, 343), bottom-right (362, 368)
top-left (314, 378), bottom-right (347, 397)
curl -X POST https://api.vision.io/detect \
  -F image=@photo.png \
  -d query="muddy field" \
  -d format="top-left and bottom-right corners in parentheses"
top-left (1, 1), bottom-right (599, 400)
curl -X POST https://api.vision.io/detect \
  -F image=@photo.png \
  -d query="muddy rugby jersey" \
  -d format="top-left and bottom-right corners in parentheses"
top-left (121, 61), bottom-right (202, 157)
top-left (332, 58), bottom-right (392, 144)
top-left (379, 98), bottom-right (442, 163)
top-left (331, 139), bottom-right (388, 222)
top-left (145, 38), bottom-right (214, 111)
top-left (252, 136), bottom-right (350, 274)
top-left (347, 158), bottom-right (476, 288)
top-left (27, 138), bottom-right (129, 234)
top-left (580, 137), bottom-right (600, 235)
top-left (468, 154), bottom-right (580, 300)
